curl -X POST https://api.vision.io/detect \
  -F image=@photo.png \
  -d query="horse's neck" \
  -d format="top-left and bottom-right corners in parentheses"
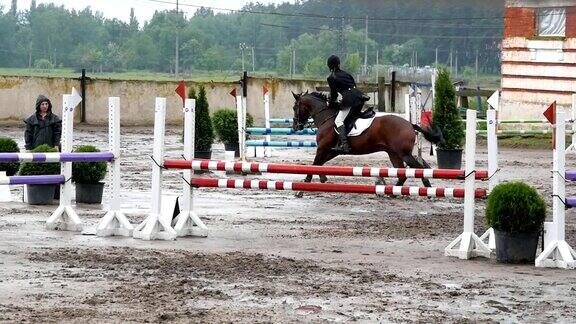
top-left (310, 103), bottom-right (335, 129)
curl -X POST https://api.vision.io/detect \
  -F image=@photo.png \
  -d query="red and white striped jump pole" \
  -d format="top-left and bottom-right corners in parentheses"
top-left (192, 178), bottom-right (487, 199)
top-left (164, 159), bottom-right (489, 181)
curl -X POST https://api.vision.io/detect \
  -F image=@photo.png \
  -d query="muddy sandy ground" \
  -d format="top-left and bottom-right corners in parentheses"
top-left (0, 124), bottom-right (575, 323)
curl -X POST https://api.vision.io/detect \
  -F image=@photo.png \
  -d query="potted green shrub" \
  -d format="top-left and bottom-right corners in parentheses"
top-left (0, 137), bottom-right (20, 176)
top-left (485, 182), bottom-right (547, 264)
top-left (432, 67), bottom-right (465, 169)
top-left (212, 109), bottom-right (254, 157)
top-left (18, 144), bottom-right (61, 205)
top-left (188, 86), bottom-right (215, 159)
top-left (72, 145), bottom-right (107, 204)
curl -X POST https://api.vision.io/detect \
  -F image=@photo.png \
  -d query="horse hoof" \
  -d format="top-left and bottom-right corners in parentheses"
top-left (295, 191), bottom-right (304, 198)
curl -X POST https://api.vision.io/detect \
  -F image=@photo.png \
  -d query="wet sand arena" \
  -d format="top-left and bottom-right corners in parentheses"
top-left (1, 124), bottom-right (575, 322)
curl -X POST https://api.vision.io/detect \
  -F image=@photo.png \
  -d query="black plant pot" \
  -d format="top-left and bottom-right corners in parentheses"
top-left (436, 148), bottom-right (463, 169)
top-left (194, 150), bottom-right (212, 160)
top-left (224, 142), bottom-right (240, 157)
top-left (27, 184), bottom-right (56, 205)
top-left (494, 229), bottom-right (540, 264)
top-left (75, 182), bottom-right (105, 204)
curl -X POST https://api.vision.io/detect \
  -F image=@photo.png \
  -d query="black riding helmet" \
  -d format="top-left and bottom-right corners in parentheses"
top-left (327, 55), bottom-right (340, 70)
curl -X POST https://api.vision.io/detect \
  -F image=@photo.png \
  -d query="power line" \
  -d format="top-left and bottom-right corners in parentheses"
top-left (141, 0), bottom-right (509, 22)
top-left (260, 23), bottom-right (502, 40)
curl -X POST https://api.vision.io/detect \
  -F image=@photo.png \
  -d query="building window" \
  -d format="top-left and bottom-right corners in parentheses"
top-left (538, 7), bottom-right (566, 36)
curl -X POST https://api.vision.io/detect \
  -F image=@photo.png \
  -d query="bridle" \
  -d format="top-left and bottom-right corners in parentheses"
top-left (294, 95), bottom-right (336, 129)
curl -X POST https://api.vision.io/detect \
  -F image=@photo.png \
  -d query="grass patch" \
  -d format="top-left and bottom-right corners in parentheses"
top-left (477, 134), bottom-right (561, 150)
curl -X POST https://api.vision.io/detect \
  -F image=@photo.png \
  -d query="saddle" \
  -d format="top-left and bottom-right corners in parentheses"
top-left (345, 97), bottom-right (374, 133)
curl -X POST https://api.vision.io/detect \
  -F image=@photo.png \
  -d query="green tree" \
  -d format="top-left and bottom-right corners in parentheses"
top-left (343, 53), bottom-right (362, 75)
top-left (432, 68), bottom-right (464, 149)
top-left (189, 86), bottom-right (214, 152)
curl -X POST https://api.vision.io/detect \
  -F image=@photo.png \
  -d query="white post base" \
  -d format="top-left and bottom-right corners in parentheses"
top-left (0, 172), bottom-right (11, 202)
top-left (96, 210), bottom-right (134, 237)
top-left (479, 227), bottom-right (496, 250)
top-left (445, 232), bottom-right (492, 259)
top-left (46, 205), bottom-right (83, 231)
top-left (132, 214), bottom-right (177, 241)
top-left (173, 211), bottom-right (208, 237)
top-left (535, 240), bottom-right (576, 269)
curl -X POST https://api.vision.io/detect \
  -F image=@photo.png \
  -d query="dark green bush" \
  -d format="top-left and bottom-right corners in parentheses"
top-left (0, 137), bottom-right (20, 176)
top-left (18, 144), bottom-right (61, 176)
top-left (485, 182), bottom-right (546, 233)
top-left (212, 109), bottom-right (254, 145)
top-left (432, 67), bottom-right (465, 149)
top-left (72, 145), bottom-right (107, 183)
top-left (189, 85), bottom-right (215, 151)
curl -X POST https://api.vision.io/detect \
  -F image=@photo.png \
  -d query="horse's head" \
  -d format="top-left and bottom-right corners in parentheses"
top-left (292, 91), bottom-right (310, 131)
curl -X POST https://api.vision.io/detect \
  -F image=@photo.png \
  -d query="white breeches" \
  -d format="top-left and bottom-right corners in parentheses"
top-left (335, 107), bottom-right (351, 127)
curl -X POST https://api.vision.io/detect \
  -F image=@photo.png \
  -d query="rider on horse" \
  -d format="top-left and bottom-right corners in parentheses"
top-left (327, 55), bottom-right (368, 154)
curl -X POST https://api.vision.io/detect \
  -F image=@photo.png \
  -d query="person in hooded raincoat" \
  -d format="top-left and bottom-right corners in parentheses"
top-left (24, 95), bottom-right (62, 151)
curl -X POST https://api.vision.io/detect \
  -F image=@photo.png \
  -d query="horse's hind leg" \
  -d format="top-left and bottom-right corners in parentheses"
top-left (296, 149), bottom-right (337, 198)
top-left (402, 154), bottom-right (432, 188)
top-left (388, 153), bottom-right (408, 186)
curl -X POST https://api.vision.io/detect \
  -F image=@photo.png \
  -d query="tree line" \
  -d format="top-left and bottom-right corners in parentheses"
top-left (0, 0), bottom-right (503, 78)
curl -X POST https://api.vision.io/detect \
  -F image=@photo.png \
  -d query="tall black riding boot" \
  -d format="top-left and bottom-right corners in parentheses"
top-left (332, 125), bottom-right (351, 154)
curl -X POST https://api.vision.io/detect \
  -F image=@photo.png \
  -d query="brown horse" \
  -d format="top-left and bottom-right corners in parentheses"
top-left (292, 92), bottom-right (444, 187)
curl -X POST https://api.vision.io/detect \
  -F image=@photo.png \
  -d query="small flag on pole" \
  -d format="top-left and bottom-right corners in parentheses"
top-left (543, 101), bottom-right (557, 147)
top-left (263, 84), bottom-right (269, 95)
top-left (175, 80), bottom-right (186, 104)
top-left (230, 88), bottom-right (237, 98)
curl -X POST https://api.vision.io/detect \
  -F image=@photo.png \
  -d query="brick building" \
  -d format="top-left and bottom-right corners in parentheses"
top-left (501, 0), bottom-right (576, 119)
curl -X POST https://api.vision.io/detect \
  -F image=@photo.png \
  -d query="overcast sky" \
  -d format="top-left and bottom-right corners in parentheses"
top-left (0, 0), bottom-right (296, 23)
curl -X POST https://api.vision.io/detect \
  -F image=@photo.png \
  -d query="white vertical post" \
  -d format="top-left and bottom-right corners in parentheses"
top-left (536, 111), bottom-right (576, 268)
top-left (479, 108), bottom-right (498, 250)
top-left (486, 109), bottom-right (499, 192)
top-left (404, 94), bottom-right (410, 122)
top-left (133, 97), bottom-right (177, 240)
top-left (173, 98), bottom-right (208, 237)
top-left (241, 95), bottom-right (248, 161)
top-left (264, 91), bottom-right (272, 157)
top-left (96, 97), bottom-right (133, 237)
top-left (0, 171), bottom-right (12, 202)
top-left (236, 95), bottom-right (246, 160)
top-left (46, 94), bottom-right (82, 231)
top-left (108, 97), bottom-right (121, 211)
top-left (445, 109), bottom-right (491, 259)
top-left (567, 94), bottom-right (576, 153)
top-left (431, 69), bottom-right (436, 109)
top-left (415, 87), bottom-right (423, 159)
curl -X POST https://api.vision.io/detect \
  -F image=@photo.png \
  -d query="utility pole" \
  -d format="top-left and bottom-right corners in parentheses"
top-left (449, 49), bottom-right (453, 75)
top-left (435, 47), bottom-right (438, 68)
top-left (375, 49), bottom-right (379, 80)
top-left (363, 15), bottom-right (368, 76)
top-left (175, 0), bottom-right (179, 77)
top-left (455, 50), bottom-right (458, 79)
top-left (239, 43), bottom-right (246, 71)
top-left (292, 48), bottom-right (296, 77)
top-left (475, 49), bottom-right (479, 85)
top-left (251, 46), bottom-right (255, 73)
top-left (338, 0), bottom-right (345, 57)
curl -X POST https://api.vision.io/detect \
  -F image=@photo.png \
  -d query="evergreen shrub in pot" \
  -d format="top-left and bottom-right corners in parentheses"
top-left (0, 137), bottom-right (20, 176)
top-left (188, 86), bottom-right (215, 159)
top-left (432, 67), bottom-right (465, 169)
top-left (18, 144), bottom-right (61, 205)
top-left (212, 108), bottom-right (254, 157)
top-left (72, 145), bottom-right (107, 204)
top-left (485, 182), bottom-right (546, 263)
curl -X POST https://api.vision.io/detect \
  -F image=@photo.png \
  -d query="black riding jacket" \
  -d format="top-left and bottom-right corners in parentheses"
top-left (327, 69), bottom-right (363, 109)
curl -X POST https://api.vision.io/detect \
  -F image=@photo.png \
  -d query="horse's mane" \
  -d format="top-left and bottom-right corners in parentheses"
top-left (308, 92), bottom-right (328, 102)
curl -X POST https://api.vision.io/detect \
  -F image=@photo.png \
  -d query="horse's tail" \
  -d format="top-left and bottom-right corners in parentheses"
top-left (412, 124), bottom-right (445, 145)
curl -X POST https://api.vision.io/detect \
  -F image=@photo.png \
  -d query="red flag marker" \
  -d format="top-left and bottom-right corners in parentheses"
top-left (543, 101), bottom-right (556, 125)
top-left (175, 80), bottom-right (186, 104)
top-left (543, 101), bottom-right (557, 147)
top-left (421, 111), bottom-right (432, 128)
top-left (263, 84), bottom-right (269, 95)
top-left (230, 88), bottom-right (237, 98)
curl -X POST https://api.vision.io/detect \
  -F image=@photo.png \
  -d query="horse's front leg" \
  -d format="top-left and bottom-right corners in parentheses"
top-left (295, 147), bottom-right (337, 197)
